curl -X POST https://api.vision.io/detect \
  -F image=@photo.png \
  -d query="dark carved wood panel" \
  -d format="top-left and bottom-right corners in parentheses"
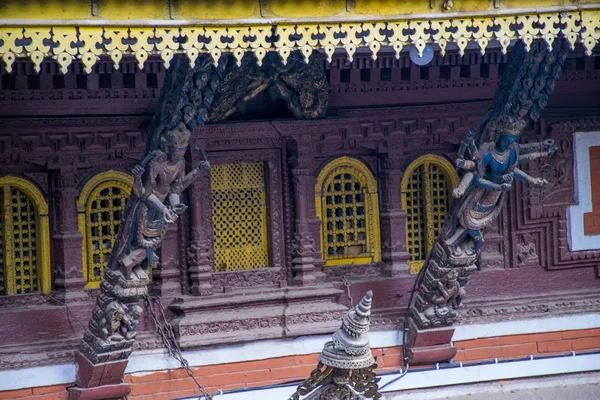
top-left (0, 48), bottom-right (599, 372)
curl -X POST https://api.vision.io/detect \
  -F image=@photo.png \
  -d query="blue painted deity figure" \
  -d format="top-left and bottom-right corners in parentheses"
top-left (450, 115), bottom-right (555, 256)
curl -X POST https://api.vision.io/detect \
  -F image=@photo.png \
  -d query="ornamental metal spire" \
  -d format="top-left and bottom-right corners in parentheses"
top-left (290, 291), bottom-right (381, 400)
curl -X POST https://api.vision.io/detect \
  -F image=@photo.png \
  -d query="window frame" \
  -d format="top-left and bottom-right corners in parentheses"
top-left (0, 176), bottom-right (51, 296)
top-left (205, 149), bottom-right (286, 280)
top-left (315, 156), bottom-right (381, 267)
top-left (401, 154), bottom-right (459, 274)
top-left (210, 161), bottom-right (270, 272)
top-left (77, 170), bottom-right (133, 290)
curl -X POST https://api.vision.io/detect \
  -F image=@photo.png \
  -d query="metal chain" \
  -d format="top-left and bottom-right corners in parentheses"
top-left (144, 294), bottom-right (214, 400)
top-left (342, 276), bottom-right (354, 309)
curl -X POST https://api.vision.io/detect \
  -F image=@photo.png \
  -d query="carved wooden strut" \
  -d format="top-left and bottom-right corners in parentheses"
top-left (70, 52), bottom-right (328, 399)
top-left (406, 38), bottom-right (569, 363)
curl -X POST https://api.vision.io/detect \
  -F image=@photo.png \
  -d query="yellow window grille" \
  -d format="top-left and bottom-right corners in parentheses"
top-left (315, 157), bottom-right (381, 266)
top-left (405, 166), bottom-right (426, 265)
top-left (0, 185), bottom-right (39, 295)
top-left (402, 155), bottom-right (459, 274)
top-left (211, 161), bottom-right (269, 272)
top-left (84, 184), bottom-right (130, 285)
top-left (323, 173), bottom-right (370, 261)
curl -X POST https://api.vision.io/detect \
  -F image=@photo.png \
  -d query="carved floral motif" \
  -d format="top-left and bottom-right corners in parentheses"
top-left (178, 317), bottom-right (284, 337)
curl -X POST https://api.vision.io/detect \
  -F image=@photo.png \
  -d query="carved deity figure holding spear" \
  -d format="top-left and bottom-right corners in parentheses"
top-left (115, 122), bottom-right (209, 282)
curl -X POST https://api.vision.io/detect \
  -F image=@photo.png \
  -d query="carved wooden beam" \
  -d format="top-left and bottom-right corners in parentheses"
top-left (405, 38), bottom-right (569, 365)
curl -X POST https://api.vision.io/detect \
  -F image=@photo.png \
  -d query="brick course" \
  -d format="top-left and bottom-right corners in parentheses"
top-left (2, 327), bottom-right (599, 399)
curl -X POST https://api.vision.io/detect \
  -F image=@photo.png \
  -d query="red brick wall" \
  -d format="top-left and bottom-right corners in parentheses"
top-left (1, 329), bottom-right (599, 400)
top-left (584, 146), bottom-right (600, 235)
top-left (453, 327), bottom-right (600, 362)
top-left (0, 385), bottom-right (70, 400)
top-left (123, 347), bottom-right (404, 400)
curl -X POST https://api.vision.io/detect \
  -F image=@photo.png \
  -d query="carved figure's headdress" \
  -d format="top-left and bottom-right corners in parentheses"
top-left (487, 115), bottom-right (527, 136)
top-left (162, 122), bottom-right (191, 149)
top-left (319, 291), bottom-right (375, 370)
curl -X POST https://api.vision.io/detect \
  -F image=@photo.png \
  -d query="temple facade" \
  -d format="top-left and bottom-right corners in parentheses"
top-left (0, 1), bottom-right (599, 399)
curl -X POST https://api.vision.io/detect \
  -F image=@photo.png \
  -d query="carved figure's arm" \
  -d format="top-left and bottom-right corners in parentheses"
top-left (452, 172), bottom-right (474, 198)
top-left (168, 192), bottom-right (181, 207)
top-left (145, 194), bottom-right (167, 212)
top-left (456, 130), bottom-right (479, 171)
top-left (519, 138), bottom-right (556, 154)
top-left (182, 148), bottom-right (211, 190)
top-left (131, 150), bottom-right (159, 198)
top-left (518, 151), bottom-right (552, 164)
top-left (474, 176), bottom-right (510, 191)
top-left (456, 159), bottom-right (477, 171)
top-left (142, 162), bottom-right (164, 209)
top-left (514, 167), bottom-right (548, 187)
top-left (182, 160), bottom-right (210, 190)
top-left (518, 139), bottom-right (556, 164)
top-left (168, 166), bottom-right (185, 207)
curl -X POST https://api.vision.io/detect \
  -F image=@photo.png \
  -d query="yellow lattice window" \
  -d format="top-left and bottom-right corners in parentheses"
top-left (401, 155), bottom-right (459, 274)
top-left (0, 177), bottom-right (51, 296)
top-left (211, 161), bottom-right (269, 272)
top-left (315, 157), bottom-right (381, 266)
top-left (78, 171), bottom-right (133, 289)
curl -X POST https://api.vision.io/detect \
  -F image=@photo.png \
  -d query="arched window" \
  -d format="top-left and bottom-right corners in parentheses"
top-left (0, 176), bottom-right (51, 296)
top-left (315, 157), bottom-right (381, 266)
top-left (78, 171), bottom-right (133, 289)
top-left (401, 155), bottom-right (459, 274)
top-left (211, 161), bottom-right (269, 271)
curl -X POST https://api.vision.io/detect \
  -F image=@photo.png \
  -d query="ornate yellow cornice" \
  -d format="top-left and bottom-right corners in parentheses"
top-left (0, 1), bottom-right (598, 73)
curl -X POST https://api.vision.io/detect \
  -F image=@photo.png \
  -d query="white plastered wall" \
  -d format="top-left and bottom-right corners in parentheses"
top-left (1, 313), bottom-right (600, 392)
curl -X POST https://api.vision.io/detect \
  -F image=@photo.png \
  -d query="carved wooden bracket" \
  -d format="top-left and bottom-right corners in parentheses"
top-left (70, 52), bottom-right (328, 398)
top-left (405, 38), bottom-right (569, 365)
